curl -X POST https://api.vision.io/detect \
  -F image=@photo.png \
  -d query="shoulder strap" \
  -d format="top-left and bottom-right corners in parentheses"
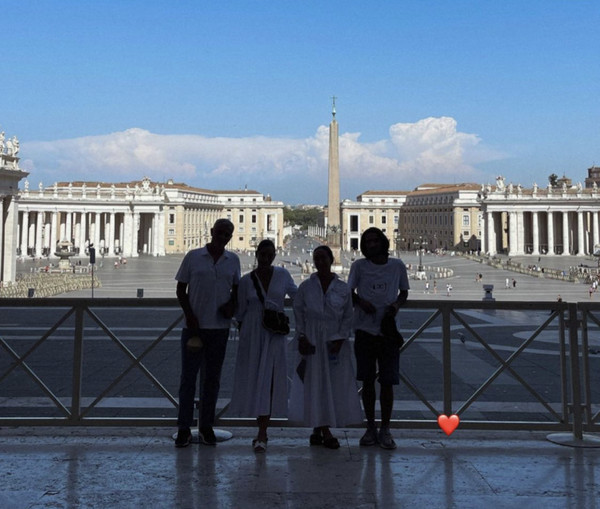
top-left (250, 270), bottom-right (265, 305)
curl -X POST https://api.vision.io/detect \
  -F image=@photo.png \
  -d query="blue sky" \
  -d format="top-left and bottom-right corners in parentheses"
top-left (2, 1), bottom-right (599, 204)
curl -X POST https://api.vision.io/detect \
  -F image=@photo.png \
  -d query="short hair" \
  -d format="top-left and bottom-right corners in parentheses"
top-left (256, 239), bottom-right (275, 254)
top-left (213, 218), bottom-right (234, 233)
top-left (359, 227), bottom-right (390, 258)
top-left (313, 245), bottom-right (334, 264)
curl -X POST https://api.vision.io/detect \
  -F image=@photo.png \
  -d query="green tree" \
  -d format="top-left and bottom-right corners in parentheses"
top-left (283, 207), bottom-right (322, 230)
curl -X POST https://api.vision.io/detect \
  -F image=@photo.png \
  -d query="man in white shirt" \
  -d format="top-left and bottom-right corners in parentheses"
top-left (348, 228), bottom-right (409, 449)
top-left (174, 219), bottom-right (240, 447)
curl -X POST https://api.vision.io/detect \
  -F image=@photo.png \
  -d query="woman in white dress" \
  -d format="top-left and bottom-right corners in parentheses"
top-left (229, 239), bottom-right (297, 452)
top-left (289, 245), bottom-right (363, 449)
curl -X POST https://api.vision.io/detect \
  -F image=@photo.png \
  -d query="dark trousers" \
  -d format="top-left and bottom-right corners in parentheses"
top-left (177, 328), bottom-right (229, 429)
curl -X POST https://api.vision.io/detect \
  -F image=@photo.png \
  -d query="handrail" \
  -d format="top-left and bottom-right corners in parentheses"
top-left (0, 298), bottom-right (593, 439)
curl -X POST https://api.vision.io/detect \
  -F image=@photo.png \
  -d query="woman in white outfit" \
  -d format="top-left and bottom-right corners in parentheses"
top-left (289, 245), bottom-right (363, 449)
top-left (229, 239), bottom-right (297, 452)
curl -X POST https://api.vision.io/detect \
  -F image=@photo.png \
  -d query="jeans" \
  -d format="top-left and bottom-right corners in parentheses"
top-left (177, 327), bottom-right (230, 429)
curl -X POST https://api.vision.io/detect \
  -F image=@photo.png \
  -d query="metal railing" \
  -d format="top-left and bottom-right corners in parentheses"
top-left (0, 298), bottom-right (598, 439)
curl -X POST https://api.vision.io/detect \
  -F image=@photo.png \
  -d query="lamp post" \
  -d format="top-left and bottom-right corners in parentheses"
top-left (415, 236), bottom-right (428, 272)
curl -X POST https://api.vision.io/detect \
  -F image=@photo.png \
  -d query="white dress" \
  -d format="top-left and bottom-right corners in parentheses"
top-left (289, 274), bottom-right (363, 428)
top-left (228, 266), bottom-right (297, 418)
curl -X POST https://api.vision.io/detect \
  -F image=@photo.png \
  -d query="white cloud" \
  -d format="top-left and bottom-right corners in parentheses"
top-left (20, 117), bottom-right (503, 202)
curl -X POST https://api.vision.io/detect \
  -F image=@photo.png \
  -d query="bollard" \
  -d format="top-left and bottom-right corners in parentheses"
top-left (482, 284), bottom-right (495, 301)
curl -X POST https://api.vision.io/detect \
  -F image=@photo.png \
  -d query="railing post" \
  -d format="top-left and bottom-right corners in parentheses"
top-left (568, 303), bottom-right (583, 440)
top-left (442, 304), bottom-right (452, 417)
top-left (579, 309), bottom-right (593, 429)
top-left (70, 301), bottom-right (85, 423)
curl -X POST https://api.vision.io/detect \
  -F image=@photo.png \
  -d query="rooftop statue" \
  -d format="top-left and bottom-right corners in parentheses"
top-left (5, 136), bottom-right (19, 156)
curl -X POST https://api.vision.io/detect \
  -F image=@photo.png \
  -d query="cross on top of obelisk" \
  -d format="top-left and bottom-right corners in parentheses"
top-left (331, 95), bottom-right (337, 119)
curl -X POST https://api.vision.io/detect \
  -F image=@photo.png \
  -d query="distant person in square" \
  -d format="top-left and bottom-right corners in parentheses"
top-left (174, 218), bottom-right (240, 448)
top-left (348, 227), bottom-right (409, 450)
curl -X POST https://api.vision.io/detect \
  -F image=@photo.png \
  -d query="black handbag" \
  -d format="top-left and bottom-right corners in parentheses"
top-left (250, 271), bottom-right (290, 335)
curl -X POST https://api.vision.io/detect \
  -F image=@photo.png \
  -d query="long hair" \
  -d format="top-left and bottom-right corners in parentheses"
top-left (359, 227), bottom-right (390, 259)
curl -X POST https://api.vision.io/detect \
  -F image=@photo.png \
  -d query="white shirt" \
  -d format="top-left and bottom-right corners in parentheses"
top-left (175, 246), bottom-right (241, 329)
top-left (348, 257), bottom-right (410, 335)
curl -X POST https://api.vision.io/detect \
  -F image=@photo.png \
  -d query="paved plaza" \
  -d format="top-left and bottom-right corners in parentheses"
top-left (16, 243), bottom-right (600, 303)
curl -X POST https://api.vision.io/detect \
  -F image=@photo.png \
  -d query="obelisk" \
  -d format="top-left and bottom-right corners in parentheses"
top-left (327, 97), bottom-right (342, 265)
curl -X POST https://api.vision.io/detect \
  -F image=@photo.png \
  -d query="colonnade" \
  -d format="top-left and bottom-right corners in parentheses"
top-left (483, 208), bottom-right (600, 256)
top-left (17, 207), bottom-right (166, 259)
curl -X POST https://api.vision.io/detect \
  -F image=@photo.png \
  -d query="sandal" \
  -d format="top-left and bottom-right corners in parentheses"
top-left (322, 436), bottom-right (340, 450)
top-left (309, 429), bottom-right (323, 446)
top-left (252, 438), bottom-right (268, 453)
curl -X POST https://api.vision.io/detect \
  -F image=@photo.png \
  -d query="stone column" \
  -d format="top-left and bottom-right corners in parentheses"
top-left (593, 211), bottom-right (599, 253)
top-left (508, 211), bottom-right (517, 256)
top-left (66, 212), bottom-right (73, 243)
top-left (108, 212), bottom-right (116, 256)
top-left (547, 211), bottom-right (554, 254)
top-left (59, 212), bottom-right (66, 242)
top-left (0, 197), bottom-right (4, 277)
top-left (577, 211), bottom-right (585, 256)
top-left (532, 211), bottom-right (539, 255)
top-left (132, 212), bottom-right (140, 257)
top-left (123, 211), bottom-right (133, 258)
top-left (479, 212), bottom-right (486, 254)
top-left (35, 212), bottom-right (43, 257)
top-left (20, 210), bottom-right (29, 256)
top-left (94, 213), bottom-right (101, 250)
top-left (1, 197), bottom-right (18, 282)
top-left (562, 212), bottom-right (570, 255)
top-left (155, 210), bottom-right (165, 256)
top-left (49, 211), bottom-right (58, 257)
top-left (487, 212), bottom-right (496, 255)
top-left (79, 212), bottom-right (87, 253)
top-left (516, 211), bottom-right (525, 255)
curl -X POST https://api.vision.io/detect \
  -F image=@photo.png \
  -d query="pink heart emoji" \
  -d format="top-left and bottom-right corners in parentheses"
top-left (437, 414), bottom-right (460, 436)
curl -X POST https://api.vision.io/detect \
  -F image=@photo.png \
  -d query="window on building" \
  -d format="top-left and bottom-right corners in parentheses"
top-left (350, 215), bottom-right (359, 232)
top-left (382, 216), bottom-right (387, 224)
top-left (252, 214), bottom-right (257, 223)
top-left (369, 216), bottom-right (374, 224)
top-left (169, 213), bottom-right (175, 224)
top-left (168, 240), bottom-right (174, 246)
top-left (168, 228), bottom-right (175, 235)
top-left (462, 214), bottom-right (470, 227)
top-left (239, 236), bottom-right (243, 242)
top-left (394, 215), bottom-right (398, 224)
top-left (239, 214), bottom-right (244, 223)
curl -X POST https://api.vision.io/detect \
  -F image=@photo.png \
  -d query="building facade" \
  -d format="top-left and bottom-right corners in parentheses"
top-left (15, 178), bottom-right (284, 265)
top-left (339, 184), bottom-right (482, 254)
top-left (400, 183), bottom-right (482, 252)
top-left (480, 176), bottom-right (600, 256)
top-left (340, 191), bottom-right (408, 251)
top-left (0, 133), bottom-right (28, 283)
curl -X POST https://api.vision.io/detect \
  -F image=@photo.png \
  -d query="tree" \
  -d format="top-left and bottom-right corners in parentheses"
top-left (283, 207), bottom-right (322, 230)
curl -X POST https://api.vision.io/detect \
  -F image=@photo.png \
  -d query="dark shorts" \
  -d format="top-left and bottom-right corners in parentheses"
top-left (354, 329), bottom-right (400, 385)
